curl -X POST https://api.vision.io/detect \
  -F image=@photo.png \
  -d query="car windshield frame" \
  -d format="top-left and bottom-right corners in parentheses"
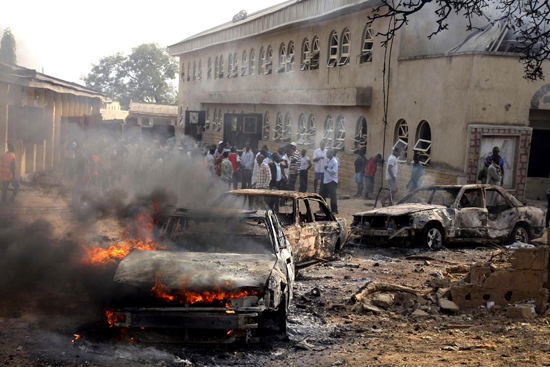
top-left (160, 214), bottom-right (277, 255)
top-left (398, 187), bottom-right (461, 208)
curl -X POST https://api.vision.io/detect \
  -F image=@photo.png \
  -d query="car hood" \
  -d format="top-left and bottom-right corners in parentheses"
top-left (114, 250), bottom-right (277, 291)
top-left (354, 204), bottom-right (447, 217)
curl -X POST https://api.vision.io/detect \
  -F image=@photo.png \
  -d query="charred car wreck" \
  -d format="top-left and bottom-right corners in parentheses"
top-left (107, 209), bottom-right (294, 343)
top-left (352, 185), bottom-right (545, 248)
top-left (215, 190), bottom-right (347, 266)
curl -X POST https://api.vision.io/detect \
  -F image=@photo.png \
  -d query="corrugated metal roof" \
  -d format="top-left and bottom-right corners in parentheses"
top-left (128, 101), bottom-right (178, 117)
top-left (169, 0), bottom-right (380, 56)
top-left (100, 109), bottom-right (129, 121)
top-left (0, 62), bottom-right (105, 99)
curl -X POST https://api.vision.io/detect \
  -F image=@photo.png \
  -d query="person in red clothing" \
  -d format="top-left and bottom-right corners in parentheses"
top-left (364, 154), bottom-right (382, 200)
top-left (228, 147), bottom-right (241, 190)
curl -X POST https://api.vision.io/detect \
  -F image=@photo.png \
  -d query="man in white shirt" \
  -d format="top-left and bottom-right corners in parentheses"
top-left (240, 143), bottom-right (255, 189)
top-left (313, 140), bottom-right (327, 193)
top-left (320, 149), bottom-right (339, 214)
top-left (299, 149), bottom-right (311, 192)
top-left (384, 147), bottom-right (400, 205)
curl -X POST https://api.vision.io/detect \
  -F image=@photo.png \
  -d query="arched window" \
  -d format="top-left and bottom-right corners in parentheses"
top-left (287, 41), bottom-right (295, 72)
top-left (306, 114), bottom-right (316, 146)
top-left (297, 114), bottom-right (307, 144)
top-left (353, 116), bottom-right (368, 152)
top-left (278, 43), bottom-right (286, 73)
top-left (266, 45), bottom-right (273, 75)
top-left (259, 47), bottom-right (265, 75)
top-left (334, 116), bottom-right (346, 150)
top-left (283, 113), bottom-right (292, 142)
top-left (207, 57), bottom-right (212, 80)
top-left (249, 48), bottom-right (256, 75)
top-left (273, 112), bottom-right (283, 141)
top-left (414, 120), bottom-right (432, 165)
top-left (393, 119), bottom-right (409, 162)
top-left (198, 59), bottom-right (202, 80)
top-left (184, 61), bottom-right (189, 82)
top-left (327, 31), bottom-right (339, 68)
top-left (301, 38), bottom-right (310, 71)
top-left (263, 111), bottom-right (270, 140)
top-left (323, 115), bottom-right (334, 148)
top-left (339, 29), bottom-right (351, 66)
top-left (214, 56), bottom-right (219, 79)
top-left (219, 55), bottom-right (224, 78)
top-left (213, 109), bottom-right (218, 130)
top-left (242, 50), bottom-right (248, 76)
top-left (187, 62), bottom-right (191, 81)
top-left (193, 60), bottom-right (196, 81)
top-left (311, 36), bottom-right (320, 70)
top-left (205, 108), bottom-right (210, 130)
top-left (217, 109), bottom-right (222, 131)
top-left (228, 54), bottom-right (233, 79)
top-left (360, 25), bottom-right (374, 63)
top-left (234, 53), bottom-right (239, 77)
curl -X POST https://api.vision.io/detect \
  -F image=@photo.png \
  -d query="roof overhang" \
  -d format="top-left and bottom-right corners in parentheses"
top-left (169, 0), bottom-right (381, 56)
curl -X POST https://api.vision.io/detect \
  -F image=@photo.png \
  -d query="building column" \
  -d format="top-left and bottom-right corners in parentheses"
top-left (44, 91), bottom-right (55, 170)
top-left (34, 89), bottom-right (46, 171)
top-left (54, 93), bottom-right (62, 169)
top-left (68, 95), bottom-right (75, 116)
top-left (0, 84), bottom-right (8, 153)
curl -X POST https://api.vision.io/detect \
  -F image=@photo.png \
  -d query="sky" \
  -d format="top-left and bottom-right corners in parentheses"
top-left (0, 0), bottom-right (283, 85)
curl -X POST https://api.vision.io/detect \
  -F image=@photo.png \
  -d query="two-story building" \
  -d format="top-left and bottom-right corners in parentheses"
top-left (169, 0), bottom-right (550, 200)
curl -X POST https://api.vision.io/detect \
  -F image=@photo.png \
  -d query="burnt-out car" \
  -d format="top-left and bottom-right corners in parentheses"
top-left (108, 209), bottom-right (294, 344)
top-left (351, 185), bottom-right (545, 248)
top-left (215, 190), bottom-right (347, 266)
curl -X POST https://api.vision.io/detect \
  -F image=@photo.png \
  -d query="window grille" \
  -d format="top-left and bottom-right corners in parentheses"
top-left (324, 115), bottom-right (334, 148)
top-left (263, 111), bottom-right (270, 140)
top-left (360, 26), bottom-right (374, 63)
top-left (353, 116), bottom-right (368, 152)
top-left (327, 31), bottom-right (339, 68)
top-left (265, 46), bottom-right (273, 75)
top-left (207, 58), bottom-right (212, 80)
top-left (306, 114), bottom-right (316, 147)
top-left (232, 53), bottom-right (238, 78)
top-left (278, 43), bottom-right (286, 73)
top-left (187, 62), bottom-right (191, 81)
top-left (287, 41), bottom-right (295, 72)
top-left (283, 113), bottom-right (292, 142)
top-left (259, 47), bottom-right (265, 75)
top-left (214, 56), bottom-right (219, 79)
top-left (338, 29), bottom-right (350, 66)
top-left (219, 55), bottom-right (224, 78)
top-left (301, 38), bottom-right (310, 71)
top-left (297, 114), bottom-right (307, 144)
top-left (193, 60), bottom-right (196, 81)
top-left (334, 116), bottom-right (346, 150)
top-left (311, 36), bottom-right (320, 70)
top-left (250, 49), bottom-right (256, 75)
top-left (197, 59), bottom-right (202, 80)
top-left (228, 55), bottom-right (233, 79)
top-left (273, 112), bottom-right (283, 141)
top-left (393, 120), bottom-right (409, 162)
top-left (414, 121), bottom-right (432, 165)
top-left (205, 108), bottom-right (210, 130)
top-left (242, 51), bottom-right (248, 76)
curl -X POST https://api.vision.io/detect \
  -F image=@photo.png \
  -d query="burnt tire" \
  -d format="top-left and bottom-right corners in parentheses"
top-left (510, 224), bottom-right (530, 244)
top-left (422, 224), bottom-right (444, 250)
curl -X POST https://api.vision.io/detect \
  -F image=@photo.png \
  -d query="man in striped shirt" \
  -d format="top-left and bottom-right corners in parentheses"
top-left (255, 154), bottom-right (272, 190)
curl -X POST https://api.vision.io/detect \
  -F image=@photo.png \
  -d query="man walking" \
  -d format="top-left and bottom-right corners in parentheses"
top-left (364, 154), bottom-right (382, 200)
top-left (299, 149), bottom-right (311, 192)
top-left (320, 149), bottom-right (339, 214)
top-left (383, 147), bottom-right (400, 205)
top-left (407, 153), bottom-right (424, 193)
top-left (313, 140), bottom-right (327, 193)
top-left (353, 148), bottom-right (367, 198)
top-left (240, 143), bottom-right (254, 189)
top-left (1, 143), bottom-right (19, 205)
top-left (289, 142), bottom-right (301, 191)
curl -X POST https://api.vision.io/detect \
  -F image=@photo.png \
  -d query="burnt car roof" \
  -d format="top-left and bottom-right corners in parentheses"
top-left (226, 189), bottom-right (325, 200)
top-left (165, 207), bottom-right (268, 220)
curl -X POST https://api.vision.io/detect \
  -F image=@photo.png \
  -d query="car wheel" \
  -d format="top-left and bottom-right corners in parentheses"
top-left (510, 224), bottom-right (530, 244)
top-left (422, 225), bottom-right (444, 250)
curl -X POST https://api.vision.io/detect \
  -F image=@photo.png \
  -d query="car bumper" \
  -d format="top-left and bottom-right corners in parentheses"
top-left (351, 226), bottom-right (416, 239)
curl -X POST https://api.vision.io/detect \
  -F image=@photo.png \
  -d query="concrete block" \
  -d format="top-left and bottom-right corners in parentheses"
top-left (511, 248), bottom-right (536, 270)
top-left (439, 299), bottom-right (460, 313)
top-left (536, 288), bottom-right (549, 315)
top-left (507, 305), bottom-right (535, 319)
top-left (469, 265), bottom-right (491, 285)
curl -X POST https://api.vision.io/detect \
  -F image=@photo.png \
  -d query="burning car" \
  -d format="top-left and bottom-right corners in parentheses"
top-left (351, 185), bottom-right (545, 248)
top-left (107, 209), bottom-right (294, 344)
top-left (215, 190), bottom-right (347, 266)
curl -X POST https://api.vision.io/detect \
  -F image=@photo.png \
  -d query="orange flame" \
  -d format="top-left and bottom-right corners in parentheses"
top-left (151, 272), bottom-right (258, 305)
top-left (227, 330), bottom-right (234, 335)
top-left (105, 309), bottom-right (124, 328)
top-left (72, 334), bottom-right (81, 345)
top-left (82, 209), bottom-right (166, 264)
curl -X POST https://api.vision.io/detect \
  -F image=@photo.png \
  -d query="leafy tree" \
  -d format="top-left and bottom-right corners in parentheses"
top-left (0, 27), bottom-right (17, 65)
top-left (82, 43), bottom-right (177, 107)
top-left (368, 0), bottom-right (550, 80)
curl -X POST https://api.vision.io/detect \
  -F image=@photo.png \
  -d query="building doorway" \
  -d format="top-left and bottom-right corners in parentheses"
top-left (223, 113), bottom-right (263, 150)
top-left (527, 109), bottom-right (550, 198)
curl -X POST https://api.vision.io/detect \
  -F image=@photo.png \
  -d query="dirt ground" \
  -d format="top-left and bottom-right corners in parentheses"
top-left (2, 184), bottom-right (550, 367)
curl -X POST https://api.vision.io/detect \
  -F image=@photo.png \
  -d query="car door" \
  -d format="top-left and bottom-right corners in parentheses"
top-left (485, 187), bottom-right (519, 239)
top-left (269, 212), bottom-right (295, 293)
top-left (306, 198), bottom-right (340, 260)
top-left (454, 188), bottom-right (488, 239)
top-left (292, 198), bottom-right (319, 265)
